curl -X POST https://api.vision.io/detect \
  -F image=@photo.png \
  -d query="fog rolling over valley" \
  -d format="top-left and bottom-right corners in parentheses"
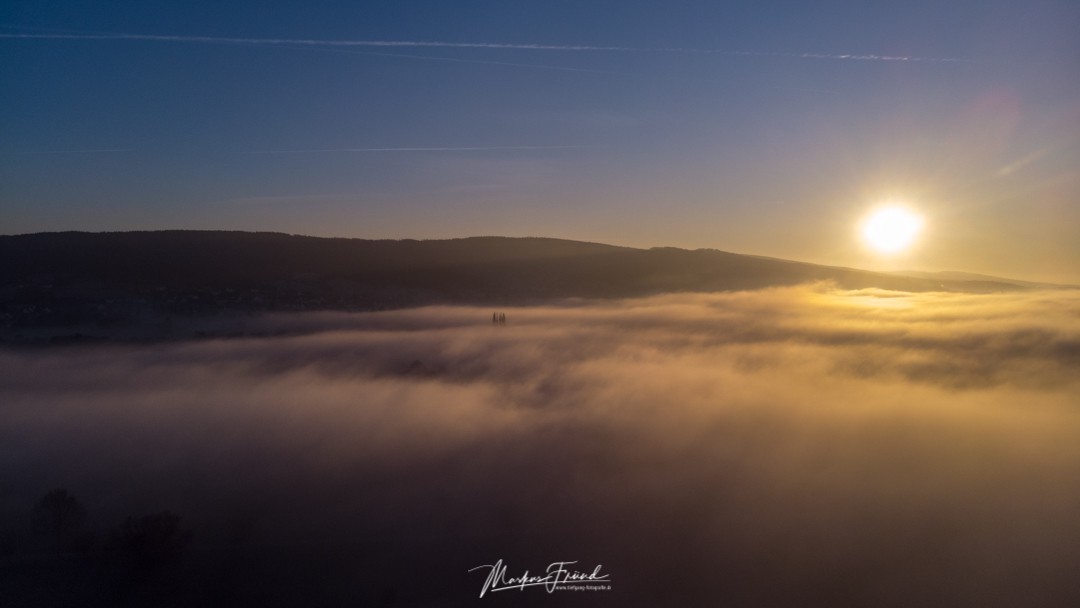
top-left (2, 285), bottom-right (1079, 606)
top-left (4, 0), bottom-right (1076, 602)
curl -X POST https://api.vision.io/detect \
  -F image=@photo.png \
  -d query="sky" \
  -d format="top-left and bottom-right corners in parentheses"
top-left (1, 1), bottom-right (1078, 282)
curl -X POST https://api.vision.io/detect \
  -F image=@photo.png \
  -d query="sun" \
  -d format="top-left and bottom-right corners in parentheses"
top-left (860, 205), bottom-right (924, 254)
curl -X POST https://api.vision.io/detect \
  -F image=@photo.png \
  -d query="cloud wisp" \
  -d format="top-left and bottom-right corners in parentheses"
top-left (1, 286), bottom-right (1077, 605)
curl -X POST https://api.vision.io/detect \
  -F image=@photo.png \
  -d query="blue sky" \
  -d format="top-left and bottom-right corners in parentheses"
top-left (2, 1), bottom-right (1078, 281)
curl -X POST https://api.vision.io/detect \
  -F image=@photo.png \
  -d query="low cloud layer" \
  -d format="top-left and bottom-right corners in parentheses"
top-left (2, 285), bottom-right (1079, 606)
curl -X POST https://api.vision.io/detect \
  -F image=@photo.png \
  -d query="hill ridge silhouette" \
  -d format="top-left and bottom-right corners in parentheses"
top-left (1, 231), bottom-right (1032, 343)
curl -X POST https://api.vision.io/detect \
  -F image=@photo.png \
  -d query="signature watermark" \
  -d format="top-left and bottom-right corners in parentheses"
top-left (468, 559), bottom-right (612, 598)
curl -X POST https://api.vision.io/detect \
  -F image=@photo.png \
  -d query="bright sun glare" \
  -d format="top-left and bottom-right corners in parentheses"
top-left (860, 206), bottom-right (924, 254)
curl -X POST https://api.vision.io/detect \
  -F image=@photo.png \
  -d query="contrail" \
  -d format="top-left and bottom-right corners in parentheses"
top-left (2, 148), bottom-right (136, 155)
top-left (0, 24), bottom-right (624, 74)
top-left (248, 43), bottom-right (629, 74)
top-left (0, 31), bottom-right (971, 63)
top-left (251, 146), bottom-right (591, 154)
top-left (0, 31), bottom-right (640, 51)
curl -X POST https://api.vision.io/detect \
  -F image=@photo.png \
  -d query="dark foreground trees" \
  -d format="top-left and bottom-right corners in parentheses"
top-left (109, 510), bottom-right (193, 567)
top-left (31, 488), bottom-right (90, 552)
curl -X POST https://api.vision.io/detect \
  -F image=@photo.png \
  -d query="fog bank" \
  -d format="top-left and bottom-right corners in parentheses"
top-left (2, 285), bottom-right (1079, 606)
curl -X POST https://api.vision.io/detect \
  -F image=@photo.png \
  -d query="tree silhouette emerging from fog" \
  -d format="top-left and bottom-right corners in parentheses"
top-left (110, 511), bottom-right (193, 568)
top-left (31, 488), bottom-right (89, 552)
